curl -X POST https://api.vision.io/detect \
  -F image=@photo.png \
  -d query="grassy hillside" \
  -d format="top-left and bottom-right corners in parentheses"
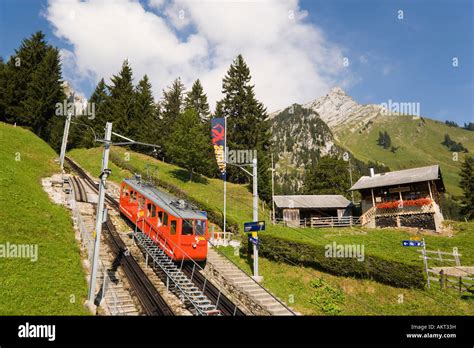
top-left (0, 122), bottom-right (88, 315)
top-left (336, 115), bottom-right (474, 196)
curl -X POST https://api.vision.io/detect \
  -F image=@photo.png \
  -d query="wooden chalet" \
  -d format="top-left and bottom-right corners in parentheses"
top-left (350, 165), bottom-right (445, 232)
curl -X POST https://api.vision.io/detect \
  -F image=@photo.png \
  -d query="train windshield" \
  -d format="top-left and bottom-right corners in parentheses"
top-left (195, 220), bottom-right (206, 236)
top-left (182, 219), bottom-right (194, 235)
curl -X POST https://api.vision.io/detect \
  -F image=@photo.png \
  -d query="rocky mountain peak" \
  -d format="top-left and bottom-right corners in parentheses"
top-left (300, 86), bottom-right (382, 129)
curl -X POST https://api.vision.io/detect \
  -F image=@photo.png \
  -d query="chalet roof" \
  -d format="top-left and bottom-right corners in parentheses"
top-left (349, 165), bottom-right (443, 191)
top-left (274, 195), bottom-right (352, 209)
top-left (124, 179), bottom-right (207, 220)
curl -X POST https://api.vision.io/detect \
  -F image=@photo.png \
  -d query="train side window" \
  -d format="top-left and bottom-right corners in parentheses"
top-left (129, 190), bottom-right (135, 202)
top-left (170, 221), bottom-right (177, 235)
top-left (163, 213), bottom-right (168, 227)
top-left (195, 220), bottom-right (206, 236)
top-left (157, 211), bottom-right (163, 226)
top-left (151, 205), bottom-right (156, 218)
top-left (122, 186), bottom-right (129, 197)
top-left (146, 203), bottom-right (152, 218)
top-left (138, 196), bottom-right (145, 210)
top-left (182, 219), bottom-right (194, 235)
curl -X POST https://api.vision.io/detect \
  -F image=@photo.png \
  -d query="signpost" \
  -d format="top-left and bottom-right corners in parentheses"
top-left (244, 221), bottom-right (265, 232)
top-left (402, 240), bottom-right (424, 247)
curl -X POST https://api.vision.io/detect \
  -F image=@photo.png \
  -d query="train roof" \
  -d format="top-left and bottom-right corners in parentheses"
top-left (123, 179), bottom-right (207, 220)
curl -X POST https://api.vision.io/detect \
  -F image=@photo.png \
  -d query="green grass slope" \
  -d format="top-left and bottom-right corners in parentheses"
top-left (0, 122), bottom-right (88, 315)
top-left (336, 115), bottom-right (474, 196)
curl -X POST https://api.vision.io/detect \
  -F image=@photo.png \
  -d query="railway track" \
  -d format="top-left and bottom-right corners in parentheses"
top-left (66, 157), bottom-right (173, 316)
top-left (70, 176), bottom-right (88, 202)
top-left (65, 156), bottom-right (245, 316)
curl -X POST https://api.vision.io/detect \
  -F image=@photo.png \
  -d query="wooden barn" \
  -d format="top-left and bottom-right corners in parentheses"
top-left (273, 195), bottom-right (353, 227)
top-left (350, 165), bottom-right (445, 232)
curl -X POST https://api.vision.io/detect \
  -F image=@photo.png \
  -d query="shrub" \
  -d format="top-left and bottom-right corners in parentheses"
top-left (241, 233), bottom-right (425, 289)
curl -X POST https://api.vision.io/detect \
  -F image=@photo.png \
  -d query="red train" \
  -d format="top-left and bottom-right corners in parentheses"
top-left (119, 178), bottom-right (209, 261)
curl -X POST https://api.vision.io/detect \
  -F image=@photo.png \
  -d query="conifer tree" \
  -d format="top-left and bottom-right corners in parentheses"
top-left (105, 60), bottom-right (135, 136)
top-left (3, 31), bottom-right (49, 125)
top-left (21, 47), bottom-right (65, 149)
top-left (217, 54), bottom-right (272, 201)
top-left (165, 109), bottom-right (215, 180)
top-left (161, 77), bottom-right (185, 128)
top-left (184, 79), bottom-right (210, 122)
top-left (70, 78), bottom-right (109, 148)
top-left (304, 156), bottom-right (351, 199)
top-left (459, 156), bottom-right (474, 220)
top-left (134, 75), bottom-right (160, 152)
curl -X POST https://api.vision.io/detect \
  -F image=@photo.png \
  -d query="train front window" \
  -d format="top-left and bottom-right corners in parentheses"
top-left (170, 221), bottom-right (176, 235)
top-left (182, 220), bottom-right (194, 235)
top-left (195, 220), bottom-right (206, 236)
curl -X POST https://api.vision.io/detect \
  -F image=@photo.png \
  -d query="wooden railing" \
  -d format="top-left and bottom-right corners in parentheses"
top-left (360, 206), bottom-right (376, 226)
top-left (375, 202), bottom-right (435, 217)
top-left (274, 216), bottom-right (360, 228)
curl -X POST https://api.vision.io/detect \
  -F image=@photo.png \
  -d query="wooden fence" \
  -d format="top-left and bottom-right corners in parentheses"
top-left (275, 216), bottom-right (360, 228)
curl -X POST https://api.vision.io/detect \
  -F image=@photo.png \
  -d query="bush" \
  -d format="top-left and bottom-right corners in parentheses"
top-left (241, 233), bottom-right (425, 289)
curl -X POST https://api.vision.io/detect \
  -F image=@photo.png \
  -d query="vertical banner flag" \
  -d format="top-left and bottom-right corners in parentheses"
top-left (211, 118), bottom-right (226, 178)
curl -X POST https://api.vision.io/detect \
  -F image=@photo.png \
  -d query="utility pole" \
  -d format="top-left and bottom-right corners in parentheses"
top-left (88, 122), bottom-right (112, 305)
top-left (251, 157), bottom-right (261, 281)
top-left (223, 116), bottom-right (228, 236)
top-left (349, 157), bottom-right (354, 202)
top-left (59, 93), bottom-right (75, 171)
top-left (59, 111), bottom-right (72, 171)
top-left (270, 153), bottom-right (276, 224)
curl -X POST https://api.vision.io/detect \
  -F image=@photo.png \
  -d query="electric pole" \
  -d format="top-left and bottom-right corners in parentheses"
top-left (88, 122), bottom-right (112, 305)
top-left (59, 111), bottom-right (72, 171)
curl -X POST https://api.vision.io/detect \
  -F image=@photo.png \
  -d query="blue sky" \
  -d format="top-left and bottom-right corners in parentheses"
top-left (0, 0), bottom-right (472, 124)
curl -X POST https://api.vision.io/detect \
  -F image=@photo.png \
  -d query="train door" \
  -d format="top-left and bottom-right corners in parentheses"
top-left (179, 219), bottom-right (195, 254)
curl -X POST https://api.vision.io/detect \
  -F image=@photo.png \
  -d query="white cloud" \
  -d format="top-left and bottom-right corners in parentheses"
top-left (46, 0), bottom-right (348, 112)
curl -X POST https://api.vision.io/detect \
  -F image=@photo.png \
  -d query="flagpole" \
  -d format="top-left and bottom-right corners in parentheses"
top-left (223, 116), bottom-right (227, 237)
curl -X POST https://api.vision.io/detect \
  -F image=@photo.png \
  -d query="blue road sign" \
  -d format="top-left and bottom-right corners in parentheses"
top-left (244, 221), bottom-right (266, 232)
top-left (402, 240), bottom-right (423, 247)
top-left (248, 236), bottom-right (260, 246)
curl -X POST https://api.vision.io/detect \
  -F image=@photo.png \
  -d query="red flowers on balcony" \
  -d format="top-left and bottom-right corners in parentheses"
top-left (376, 198), bottom-right (431, 209)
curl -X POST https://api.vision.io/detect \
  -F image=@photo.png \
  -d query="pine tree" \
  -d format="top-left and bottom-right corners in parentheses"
top-left (69, 78), bottom-right (109, 148)
top-left (304, 156), bottom-right (351, 199)
top-left (105, 60), bottom-right (135, 136)
top-left (21, 47), bottom-right (65, 149)
top-left (134, 75), bottom-right (160, 153)
top-left (161, 77), bottom-right (185, 128)
top-left (383, 131), bottom-right (391, 149)
top-left (3, 31), bottom-right (49, 125)
top-left (218, 54), bottom-right (272, 201)
top-left (184, 79), bottom-right (210, 122)
top-left (165, 109), bottom-right (215, 180)
top-left (459, 156), bottom-right (474, 220)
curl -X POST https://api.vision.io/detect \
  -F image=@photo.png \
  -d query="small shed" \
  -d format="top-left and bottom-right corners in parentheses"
top-left (274, 195), bottom-right (353, 227)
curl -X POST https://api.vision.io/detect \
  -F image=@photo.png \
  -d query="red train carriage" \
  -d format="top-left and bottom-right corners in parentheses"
top-left (119, 178), bottom-right (209, 261)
